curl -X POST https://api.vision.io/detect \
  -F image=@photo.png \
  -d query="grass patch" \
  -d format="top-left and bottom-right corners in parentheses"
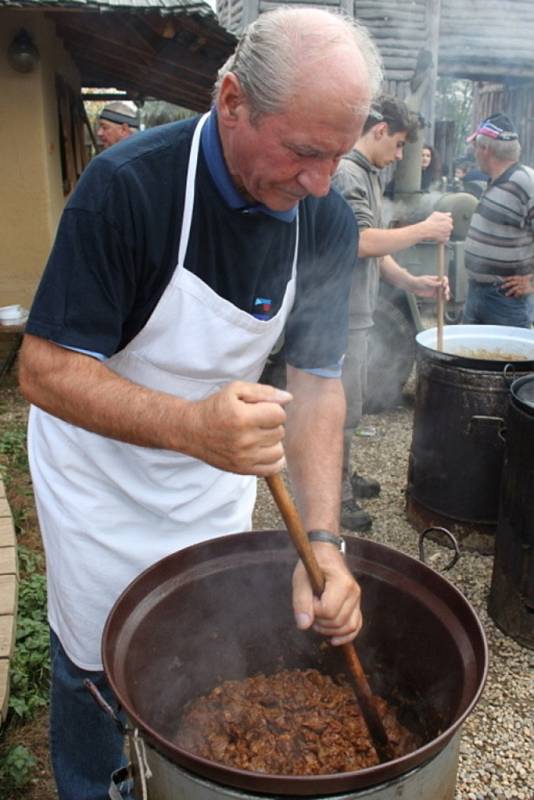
top-left (0, 391), bottom-right (51, 795)
top-left (9, 548), bottom-right (50, 721)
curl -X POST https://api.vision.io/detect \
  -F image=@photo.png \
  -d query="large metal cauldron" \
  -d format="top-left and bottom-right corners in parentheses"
top-left (488, 374), bottom-right (534, 649)
top-left (102, 530), bottom-right (487, 798)
top-left (407, 325), bottom-right (534, 530)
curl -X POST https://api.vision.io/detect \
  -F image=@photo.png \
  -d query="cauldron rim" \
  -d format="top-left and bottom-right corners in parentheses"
top-left (510, 373), bottom-right (534, 416)
top-left (102, 531), bottom-right (488, 796)
top-left (416, 324), bottom-right (534, 372)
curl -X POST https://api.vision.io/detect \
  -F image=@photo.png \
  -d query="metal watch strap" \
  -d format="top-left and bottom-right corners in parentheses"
top-left (308, 529), bottom-right (346, 555)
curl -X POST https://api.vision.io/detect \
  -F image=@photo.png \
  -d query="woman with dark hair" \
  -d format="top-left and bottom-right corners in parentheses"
top-left (421, 143), bottom-right (442, 191)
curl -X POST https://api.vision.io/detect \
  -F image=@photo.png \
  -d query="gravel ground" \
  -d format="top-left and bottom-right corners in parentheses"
top-left (252, 386), bottom-right (533, 800)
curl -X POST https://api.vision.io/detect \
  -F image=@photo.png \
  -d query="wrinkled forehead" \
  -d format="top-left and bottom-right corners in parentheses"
top-left (269, 107), bottom-right (364, 160)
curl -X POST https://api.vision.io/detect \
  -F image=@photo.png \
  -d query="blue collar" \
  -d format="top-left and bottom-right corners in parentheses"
top-left (200, 110), bottom-right (297, 223)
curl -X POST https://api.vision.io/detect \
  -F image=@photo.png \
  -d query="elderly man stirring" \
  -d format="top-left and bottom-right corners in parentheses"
top-left (19, 8), bottom-right (382, 799)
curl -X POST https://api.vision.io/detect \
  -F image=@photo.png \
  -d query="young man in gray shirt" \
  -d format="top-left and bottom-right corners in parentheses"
top-left (333, 95), bottom-right (452, 531)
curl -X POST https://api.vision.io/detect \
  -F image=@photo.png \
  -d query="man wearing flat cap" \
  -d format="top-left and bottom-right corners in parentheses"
top-left (96, 100), bottom-right (140, 150)
top-left (463, 112), bottom-right (534, 327)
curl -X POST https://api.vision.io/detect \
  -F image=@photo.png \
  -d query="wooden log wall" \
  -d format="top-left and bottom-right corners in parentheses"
top-left (216, 0), bottom-right (534, 86)
top-left (440, 0), bottom-right (534, 80)
top-left (216, 0), bottom-right (248, 34)
top-left (215, 0), bottom-right (534, 164)
top-left (355, 0), bottom-right (427, 90)
top-left (216, 0), bottom-right (431, 103)
top-left (218, 0), bottom-right (354, 34)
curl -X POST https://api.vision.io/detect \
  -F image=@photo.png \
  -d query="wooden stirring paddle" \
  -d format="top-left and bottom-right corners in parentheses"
top-left (436, 242), bottom-right (445, 352)
top-left (265, 473), bottom-right (394, 763)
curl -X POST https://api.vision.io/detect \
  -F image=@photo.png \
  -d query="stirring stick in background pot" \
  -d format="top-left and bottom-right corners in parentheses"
top-left (436, 243), bottom-right (445, 352)
top-left (265, 472), bottom-right (394, 764)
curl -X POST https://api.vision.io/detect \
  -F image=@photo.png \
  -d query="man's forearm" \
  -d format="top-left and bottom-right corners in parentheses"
top-left (19, 335), bottom-right (199, 450)
top-left (284, 367), bottom-right (345, 532)
top-left (359, 224), bottom-right (427, 259)
top-left (358, 211), bottom-right (452, 259)
top-left (19, 334), bottom-right (291, 475)
top-left (379, 254), bottom-right (415, 290)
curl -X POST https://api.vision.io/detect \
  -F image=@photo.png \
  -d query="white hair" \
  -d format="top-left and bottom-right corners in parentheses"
top-left (476, 134), bottom-right (521, 162)
top-left (213, 7), bottom-right (382, 122)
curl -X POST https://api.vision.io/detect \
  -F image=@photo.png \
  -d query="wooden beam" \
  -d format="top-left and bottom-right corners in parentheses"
top-left (81, 63), bottom-right (212, 110)
top-left (54, 18), bottom-right (156, 62)
top-left (439, 63), bottom-right (534, 81)
top-left (75, 49), bottom-right (215, 93)
top-left (57, 23), bottom-right (224, 80)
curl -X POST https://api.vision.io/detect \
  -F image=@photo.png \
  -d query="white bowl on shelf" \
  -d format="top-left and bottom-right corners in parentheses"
top-left (0, 305), bottom-right (27, 323)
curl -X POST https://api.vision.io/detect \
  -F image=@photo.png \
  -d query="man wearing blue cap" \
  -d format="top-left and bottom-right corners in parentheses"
top-left (463, 112), bottom-right (534, 328)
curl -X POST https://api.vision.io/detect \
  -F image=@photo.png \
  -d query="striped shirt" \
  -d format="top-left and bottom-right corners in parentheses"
top-left (465, 162), bottom-right (534, 282)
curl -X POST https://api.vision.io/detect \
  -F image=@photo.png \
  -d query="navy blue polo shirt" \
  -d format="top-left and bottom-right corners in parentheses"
top-left (26, 112), bottom-right (357, 373)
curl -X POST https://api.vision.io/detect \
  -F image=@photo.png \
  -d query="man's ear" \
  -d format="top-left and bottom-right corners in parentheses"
top-left (373, 122), bottom-right (388, 140)
top-left (218, 73), bottom-right (248, 127)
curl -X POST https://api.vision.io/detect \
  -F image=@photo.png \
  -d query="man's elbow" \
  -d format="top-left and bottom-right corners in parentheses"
top-left (17, 339), bottom-right (39, 404)
top-left (17, 335), bottom-right (62, 405)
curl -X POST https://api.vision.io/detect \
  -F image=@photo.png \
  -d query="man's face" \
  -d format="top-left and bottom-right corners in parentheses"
top-left (96, 120), bottom-right (131, 150)
top-left (373, 126), bottom-right (408, 168)
top-left (218, 71), bottom-right (369, 212)
top-left (474, 140), bottom-right (490, 171)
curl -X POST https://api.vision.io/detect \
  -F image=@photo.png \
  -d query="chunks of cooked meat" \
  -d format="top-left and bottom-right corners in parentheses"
top-left (175, 668), bottom-right (419, 775)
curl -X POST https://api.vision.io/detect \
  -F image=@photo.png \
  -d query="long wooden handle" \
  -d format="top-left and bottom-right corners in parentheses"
top-left (265, 473), bottom-right (393, 762)
top-left (437, 243), bottom-right (445, 352)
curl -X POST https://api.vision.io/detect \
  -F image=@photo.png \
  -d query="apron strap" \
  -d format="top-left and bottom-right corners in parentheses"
top-left (177, 113), bottom-right (210, 269)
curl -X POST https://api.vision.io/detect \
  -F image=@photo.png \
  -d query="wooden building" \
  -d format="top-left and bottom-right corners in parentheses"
top-left (0, 0), bottom-right (236, 307)
top-left (216, 0), bottom-right (534, 165)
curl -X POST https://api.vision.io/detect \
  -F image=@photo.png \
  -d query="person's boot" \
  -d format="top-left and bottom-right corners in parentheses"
top-left (340, 498), bottom-right (372, 532)
top-left (351, 472), bottom-right (381, 499)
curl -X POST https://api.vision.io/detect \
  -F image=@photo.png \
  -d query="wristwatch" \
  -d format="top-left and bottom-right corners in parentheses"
top-left (308, 529), bottom-right (346, 555)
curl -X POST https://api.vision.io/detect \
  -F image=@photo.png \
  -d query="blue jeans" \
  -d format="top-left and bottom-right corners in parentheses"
top-left (462, 280), bottom-right (532, 328)
top-left (49, 629), bottom-right (127, 800)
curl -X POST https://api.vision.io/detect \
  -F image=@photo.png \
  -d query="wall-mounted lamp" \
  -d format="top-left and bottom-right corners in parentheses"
top-left (8, 29), bottom-right (40, 74)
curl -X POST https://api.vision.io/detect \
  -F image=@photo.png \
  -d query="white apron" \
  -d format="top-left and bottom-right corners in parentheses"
top-left (28, 113), bottom-right (299, 669)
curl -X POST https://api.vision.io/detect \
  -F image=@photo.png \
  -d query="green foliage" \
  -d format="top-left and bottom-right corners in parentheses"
top-left (435, 78), bottom-right (474, 159)
top-left (0, 425), bottom-right (28, 473)
top-left (0, 744), bottom-right (36, 791)
top-left (0, 423), bottom-right (31, 532)
top-left (0, 422), bottom-right (29, 496)
top-left (9, 503), bottom-right (28, 536)
top-left (9, 547), bottom-right (50, 721)
top-left (141, 100), bottom-right (195, 128)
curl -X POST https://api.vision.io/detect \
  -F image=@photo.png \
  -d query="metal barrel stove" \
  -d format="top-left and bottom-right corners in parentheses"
top-left (406, 325), bottom-right (534, 553)
top-left (488, 373), bottom-right (534, 649)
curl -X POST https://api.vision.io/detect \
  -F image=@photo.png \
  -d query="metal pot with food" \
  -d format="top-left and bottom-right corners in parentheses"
top-left (96, 529), bottom-right (487, 799)
top-left (407, 325), bottom-right (534, 538)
